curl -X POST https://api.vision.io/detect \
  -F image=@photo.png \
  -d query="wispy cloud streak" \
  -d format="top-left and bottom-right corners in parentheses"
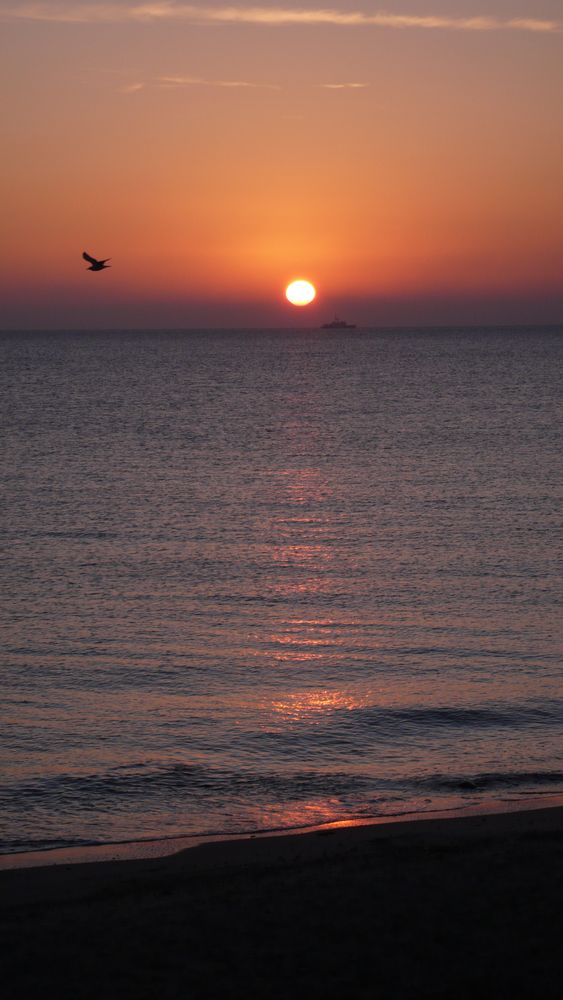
top-left (159, 74), bottom-right (280, 89)
top-left (3, 4), bottom-right (561, 34)
top-left (319, 81), bottom-right (367, 89)
top-left (121, 75), bottom-right (364, 92)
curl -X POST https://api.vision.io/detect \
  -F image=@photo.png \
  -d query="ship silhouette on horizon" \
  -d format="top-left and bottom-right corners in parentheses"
top-left (321, 315), bottom-right (357, 329)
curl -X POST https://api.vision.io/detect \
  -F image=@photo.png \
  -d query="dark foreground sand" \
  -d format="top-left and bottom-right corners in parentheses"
top-left (2, 805), bottom-right (562, 999)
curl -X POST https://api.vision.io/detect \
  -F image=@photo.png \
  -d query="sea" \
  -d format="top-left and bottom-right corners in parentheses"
top-left (1, 326), bottom-right (562, 857)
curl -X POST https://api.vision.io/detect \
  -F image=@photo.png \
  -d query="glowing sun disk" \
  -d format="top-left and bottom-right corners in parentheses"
top-left (286, 279), bottom-right (316, 306)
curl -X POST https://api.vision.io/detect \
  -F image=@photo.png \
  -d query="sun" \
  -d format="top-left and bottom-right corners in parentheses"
top-left (286, 279), bottom-right (316, 306)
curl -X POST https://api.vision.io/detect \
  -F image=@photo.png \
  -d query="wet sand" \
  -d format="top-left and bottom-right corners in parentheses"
top-left (2, 805), bottom-right (562, 998)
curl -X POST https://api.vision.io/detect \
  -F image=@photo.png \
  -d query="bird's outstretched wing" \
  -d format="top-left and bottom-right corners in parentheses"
top-left (82, 251), bottom-right (98, 264)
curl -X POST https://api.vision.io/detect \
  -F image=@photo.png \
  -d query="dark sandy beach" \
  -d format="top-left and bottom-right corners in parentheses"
top-left (2, 804), bottom-right (562, 999)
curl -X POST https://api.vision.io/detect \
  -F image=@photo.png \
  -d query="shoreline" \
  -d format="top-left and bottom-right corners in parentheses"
top-left (3, 800), bottom-right (563, 998)
top-left (2, 801), bottom-right (562, 998)
top-left (2, 791), bottom-right (563, 872)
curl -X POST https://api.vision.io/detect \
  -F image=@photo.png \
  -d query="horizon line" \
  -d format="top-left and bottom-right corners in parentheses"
top-left (1, 323), bottom-right (562, 333)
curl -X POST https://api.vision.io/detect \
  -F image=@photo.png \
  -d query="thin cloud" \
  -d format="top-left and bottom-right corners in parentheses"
top-left (319, 82), bottom-right (368, 89)
top-left (4, 4), bottom-right (562, 35)
top-left (119, 75), bottom-right (367, 92)
top-left (159, 74), bottom-right (280, 89)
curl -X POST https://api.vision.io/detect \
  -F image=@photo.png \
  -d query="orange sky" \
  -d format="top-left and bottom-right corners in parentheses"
top-left (1, 1), bottom-right (562, 326)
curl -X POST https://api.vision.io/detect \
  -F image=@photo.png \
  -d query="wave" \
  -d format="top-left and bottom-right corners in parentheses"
top-left (240, 700), bottom-right (563, 755)
top-left (3, 760), bottom-right (563, 809)
top-left (428, 770), bottom-right (563, 792)
top-left (2, 762), bottom-right (563, 855)
top-left (338, 702), bottom-right (563, 730)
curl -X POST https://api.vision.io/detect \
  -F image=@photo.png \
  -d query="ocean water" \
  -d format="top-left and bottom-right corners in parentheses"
top-left (1, 327), bottom-right (562, 855)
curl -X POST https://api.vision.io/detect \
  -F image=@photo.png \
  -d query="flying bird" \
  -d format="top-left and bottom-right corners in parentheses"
top-left (83, 251), bottom-right (111, 271)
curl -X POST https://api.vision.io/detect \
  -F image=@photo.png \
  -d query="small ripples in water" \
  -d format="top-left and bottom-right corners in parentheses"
top-left (1, 327), bottom-right (562, 853)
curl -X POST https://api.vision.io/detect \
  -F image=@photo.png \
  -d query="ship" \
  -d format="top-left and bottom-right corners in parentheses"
top-left (321, 316), bottom-right (357, 329)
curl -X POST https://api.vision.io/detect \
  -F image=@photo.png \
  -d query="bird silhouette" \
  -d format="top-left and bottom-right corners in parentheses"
top-left (83, 251), bottom-right (111, 271)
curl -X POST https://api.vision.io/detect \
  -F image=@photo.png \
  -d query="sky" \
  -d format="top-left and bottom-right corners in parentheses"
top-left (1, 1), bottom-right (562, 328)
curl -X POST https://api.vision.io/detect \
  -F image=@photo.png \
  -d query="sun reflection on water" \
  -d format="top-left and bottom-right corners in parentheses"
top-left (263, 612), bottom-right (345, 664)
top-left (270, 687), bottom-right (371, 724)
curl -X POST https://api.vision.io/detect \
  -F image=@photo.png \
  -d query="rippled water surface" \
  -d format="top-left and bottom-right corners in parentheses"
top-left (1, 327), bottom-right (561, 853)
